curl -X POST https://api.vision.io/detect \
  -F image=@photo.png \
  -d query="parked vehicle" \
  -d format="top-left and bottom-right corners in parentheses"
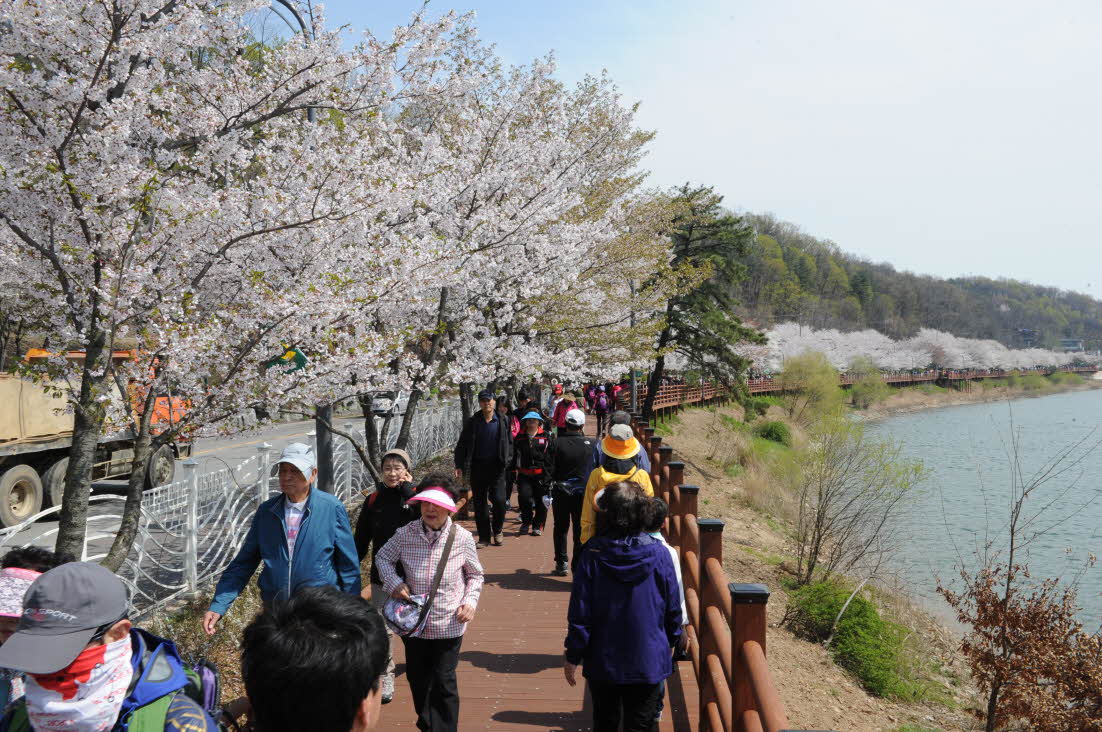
top-left (370, 390), bottom-right (411, 417)
top-left (0, 350), bottom-right (191, 527)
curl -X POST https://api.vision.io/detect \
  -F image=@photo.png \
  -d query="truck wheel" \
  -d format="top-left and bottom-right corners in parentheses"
top-left (42, 457), bottom-right (68, 508)
top-left (0, 465), bottom-right (44, 527)
top-left (144, 446), bottom-right (175, 490)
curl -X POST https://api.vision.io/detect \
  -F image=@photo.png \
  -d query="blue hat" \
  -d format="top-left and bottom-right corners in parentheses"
top-left (521, 411), bottom-right (543, 421)
top-left (477, 390), bottom-right (494, 401)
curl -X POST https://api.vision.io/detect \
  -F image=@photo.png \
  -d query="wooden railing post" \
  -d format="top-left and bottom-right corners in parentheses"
top-left (731, 583), bottom-right (771, 731)
top-left (656, 445), bottom-right (674, 502)
top-left (666, 460), bottom-right (685, 539)
top-left (698, 518), bottom-right (729, 732)
top-left (648, 436), bottom-right (662, 487)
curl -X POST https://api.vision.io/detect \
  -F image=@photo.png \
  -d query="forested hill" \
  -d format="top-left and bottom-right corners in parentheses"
top-left (736, 212), bottom-right (1102, 352)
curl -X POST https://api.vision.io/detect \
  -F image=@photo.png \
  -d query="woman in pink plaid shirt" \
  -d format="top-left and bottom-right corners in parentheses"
top-left (375, 475), bottom-right (483, 732)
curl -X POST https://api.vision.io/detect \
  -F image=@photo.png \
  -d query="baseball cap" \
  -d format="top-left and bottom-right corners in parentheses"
top-left (0, 562), bottom-right (128, 674)
top-left (521, 411), bottom-right (543, 422)
top-left (477, 390), bottom-right (494, 401)
top-left (565, 409), bottom-right (586, 427)
top-left (274, 442), bottom-right (316, 481)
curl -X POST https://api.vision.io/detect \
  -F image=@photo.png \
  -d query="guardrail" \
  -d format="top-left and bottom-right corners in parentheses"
top-left (627, 405), bottom-right (831, 732)
top-left (0, 404), bottom-right (461, 618)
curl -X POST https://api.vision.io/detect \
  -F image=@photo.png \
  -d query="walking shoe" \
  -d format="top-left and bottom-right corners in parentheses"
top-left (553, 561), bottom-right (568, 576)
top-left (492, 533), bottom-right (504, 546)
top-left (531, 525), bottom-right (543, 537)
top-left (381, 673), bottom-right (395, 704)
top-left (476, 540), bottom-right (490, 549)
top-left (519, 523), bottom-right (530, 535)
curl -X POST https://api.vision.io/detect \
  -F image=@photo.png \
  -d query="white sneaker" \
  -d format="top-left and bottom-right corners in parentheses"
top-left (381, 672), bottom-right (394, 704)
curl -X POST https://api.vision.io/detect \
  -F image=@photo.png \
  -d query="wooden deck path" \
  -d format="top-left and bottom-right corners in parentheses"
top-left (385, 421), bottom-right (700, 730)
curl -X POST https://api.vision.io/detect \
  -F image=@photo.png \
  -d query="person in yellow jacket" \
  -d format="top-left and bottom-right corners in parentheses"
top-left (580, 423), bottom-right (654, 544)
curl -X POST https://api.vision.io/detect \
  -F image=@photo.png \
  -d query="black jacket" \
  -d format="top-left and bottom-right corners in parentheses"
top-left (510, 430), bottom-right (555, 479)
top-left (551, 430), bottom-right (597, 483)
top-left (454, 412), bottom-right (513, 469)
top-left (354, 480), bottom-right (417, 585)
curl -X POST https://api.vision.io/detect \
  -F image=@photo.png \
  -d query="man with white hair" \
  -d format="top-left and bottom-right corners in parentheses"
top-left (202, 443), bottom-right (360, 634)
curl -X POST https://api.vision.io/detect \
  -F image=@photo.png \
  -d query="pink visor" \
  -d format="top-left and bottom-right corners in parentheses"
top-left (407, 488), bottom-right (457, 512)
top-left (0, 567), bottom-right (41, 618)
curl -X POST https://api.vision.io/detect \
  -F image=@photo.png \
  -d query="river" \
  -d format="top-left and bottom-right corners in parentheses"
top-left (866, 388), bottom-right (1102, 625)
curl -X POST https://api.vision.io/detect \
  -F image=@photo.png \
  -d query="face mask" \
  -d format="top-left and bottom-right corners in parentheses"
top-left (26, 635), bottom-right (134, 732)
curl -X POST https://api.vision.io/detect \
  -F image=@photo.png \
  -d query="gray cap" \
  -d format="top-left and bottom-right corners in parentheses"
top-left (0, 562), bottom-right (128, 674)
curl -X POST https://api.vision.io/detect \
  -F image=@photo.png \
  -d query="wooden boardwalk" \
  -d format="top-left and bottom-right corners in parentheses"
top-left (385, 422), bottom-right (700, 730)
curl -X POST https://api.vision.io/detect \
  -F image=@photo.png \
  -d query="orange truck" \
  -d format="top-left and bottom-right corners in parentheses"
top-left (0, 350), bottom-right (191, 527)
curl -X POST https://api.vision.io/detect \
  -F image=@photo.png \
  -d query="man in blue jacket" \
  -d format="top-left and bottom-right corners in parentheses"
top-left (202, 443), bottom-right (360, 634)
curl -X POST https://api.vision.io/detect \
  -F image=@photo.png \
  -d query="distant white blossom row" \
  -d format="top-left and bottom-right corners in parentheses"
top-left (735, 323), bottom-right (1082, 372)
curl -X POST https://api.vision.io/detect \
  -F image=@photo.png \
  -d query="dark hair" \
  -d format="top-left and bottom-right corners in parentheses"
top-left (417, 473), bottom-right (460, 501)
top-left (596, 481), bottom-right (651, 538)
top-left (517, 391), bottom-right (529, 400)
top-left (242, 586), bottom-right (387, 732)
top-left (646, 498), bottom-right (668, 533)
top-left (609, 410), bottom-right (632, 426)
top-left (1, 547), bottom-right (73, 573)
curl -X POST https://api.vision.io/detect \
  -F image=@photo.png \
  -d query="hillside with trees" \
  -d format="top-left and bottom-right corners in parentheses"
top-left (738, 212), bottom-right (1102, 352)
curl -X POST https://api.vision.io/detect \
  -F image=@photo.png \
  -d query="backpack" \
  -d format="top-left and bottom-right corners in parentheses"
top-left (596, 393), bottom-right (609, 412)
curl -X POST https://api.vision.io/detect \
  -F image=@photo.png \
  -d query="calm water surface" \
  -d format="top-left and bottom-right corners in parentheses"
top-left (866, 388), bottom-right (1102, 625)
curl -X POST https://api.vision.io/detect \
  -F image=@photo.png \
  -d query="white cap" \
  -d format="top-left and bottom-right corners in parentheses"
top-left (565, 409), bottom-right (586, 427)
top-left (275, 442), bottom-right (316, 480)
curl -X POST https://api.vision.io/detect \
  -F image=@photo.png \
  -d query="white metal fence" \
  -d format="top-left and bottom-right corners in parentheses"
top-left (0, 404), bottom-right (462, 618)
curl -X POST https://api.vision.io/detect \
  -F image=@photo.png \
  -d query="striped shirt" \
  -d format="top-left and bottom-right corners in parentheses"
top-left (375, 517), bottom-right (484, 639)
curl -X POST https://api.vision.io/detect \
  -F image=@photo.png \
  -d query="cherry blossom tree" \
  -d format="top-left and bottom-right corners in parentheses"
top-left (0, 0), bottom-right (480, 556)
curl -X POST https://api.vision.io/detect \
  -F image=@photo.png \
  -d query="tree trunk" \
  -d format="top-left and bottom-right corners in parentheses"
top-left (458, 383), bottom-right (473, 422)
top-left (643, 322), bottom-right (674, 420)
top-left (315, 404), bottom-right (335, 494)
top-left (56, 333), bottom-right (109, 560)
top-left (358, 393), bottom-right (382, 470)
top-left (643, 352), bottom-right (666, 420)
top-left (395, 390), bottom-right (423, 452)
top-left (102, 387), bottom-right (157, 572)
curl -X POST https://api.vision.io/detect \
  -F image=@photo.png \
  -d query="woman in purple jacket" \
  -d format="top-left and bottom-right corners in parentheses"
top-left (563, 482), bottom-right (683, 731)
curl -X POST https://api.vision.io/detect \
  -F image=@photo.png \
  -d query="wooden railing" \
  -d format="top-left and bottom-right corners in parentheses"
top-left (629, 410), bottom-right (829, 732)
top-left (627, 364), bottom-right (1099, 402)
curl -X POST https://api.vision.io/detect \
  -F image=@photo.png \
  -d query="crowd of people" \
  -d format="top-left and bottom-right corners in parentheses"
top-left (0, 384), bottom-right (686, 732)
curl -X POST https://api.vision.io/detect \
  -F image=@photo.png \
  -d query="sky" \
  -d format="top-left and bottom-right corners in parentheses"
top-left (291, 0), bottom-right (1102, 297)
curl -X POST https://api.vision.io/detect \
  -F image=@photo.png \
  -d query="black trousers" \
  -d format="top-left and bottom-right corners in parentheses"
top-left (402, 635), bottom-right (463, 732)
top-left (595, 411), bottom-right (609, 437)
top-left (552, 491), bottom-right (583, 566)
top-left (470, 460), bottom-right (506, 542)
top-left (516, 475), bottom-right (548, 528)
top-left (589, 680), bottom-right (663, 732)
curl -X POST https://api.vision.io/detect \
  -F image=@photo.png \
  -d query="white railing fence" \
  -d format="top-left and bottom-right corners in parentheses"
top-left (0, 404), bottom-right (461, 618)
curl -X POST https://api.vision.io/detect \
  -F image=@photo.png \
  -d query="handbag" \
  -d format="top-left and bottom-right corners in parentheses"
top-left (383, 523), bottom-right (458, 637)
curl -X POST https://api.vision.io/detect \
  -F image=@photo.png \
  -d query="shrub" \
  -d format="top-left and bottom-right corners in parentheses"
top-left (1020, 373), bottom-right (1048, 391)
top-left (788, 580), bottom-right (914, 698)
top-left (742, 396), bottom-right (773, 421)
top-left (1048, 371), bottom-right (1084, 386)
top-left (779, 351), bottom-right (844, 424)
top-left (851, 376), bottom-right (890, 409)
top-left (755, 420), bottom-right (792, 446)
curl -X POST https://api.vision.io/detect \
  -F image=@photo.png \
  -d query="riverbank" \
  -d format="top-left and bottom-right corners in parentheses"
top-left (655, 405), bottom-right (978, 732)
top-left (861, 374), bottom-right (1102, 419)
